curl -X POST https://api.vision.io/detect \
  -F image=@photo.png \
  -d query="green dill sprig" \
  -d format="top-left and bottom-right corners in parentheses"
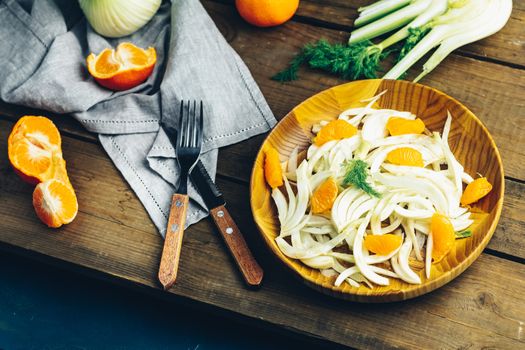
top-left (455, 230), bottom-right (472, 239)
top-left (272, 39), bottom-right (387, 82)
top-left (341, 159), bottom-right (381, 198)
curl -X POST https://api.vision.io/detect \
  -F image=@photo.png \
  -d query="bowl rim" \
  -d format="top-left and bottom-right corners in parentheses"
top-left (249, 79), bottom-right (505, 302)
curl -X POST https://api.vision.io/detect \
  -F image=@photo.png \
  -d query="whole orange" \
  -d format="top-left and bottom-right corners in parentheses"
top-left (235, 0), bottom-right (300, 27)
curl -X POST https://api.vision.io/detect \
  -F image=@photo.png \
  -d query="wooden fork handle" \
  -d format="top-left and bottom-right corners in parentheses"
top-left (210, 205), bottom-right (264, 287)
top-left (158, 193), bottom-right (189, 290)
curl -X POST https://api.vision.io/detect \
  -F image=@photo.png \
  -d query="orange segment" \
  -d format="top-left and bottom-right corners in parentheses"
top-left (386, 117), bottom-right (425, 136)
top-left (430, 213), bottom-right (455, 262)
top-left (386, 147), bottom-right (424, 167)
top-left (264, 146), bottom-right (283, 189)
top-left (33, 179), bottom-right (78, 228)
top-left (87, 42), bottom-right (157, 91)
top-left (364, 234), bottom-right (402, 255)
top-left (460, 177), bottom-right (493, 206)
top-left (314, 119), bottom-right (357, 146)
top-left (311, 177), bottom-right (338, 214)
top-left (8, 116), bottom-right (63, 184)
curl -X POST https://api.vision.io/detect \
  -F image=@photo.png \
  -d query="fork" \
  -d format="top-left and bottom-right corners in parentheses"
top-left (158, 100), bottom-right (203, 290)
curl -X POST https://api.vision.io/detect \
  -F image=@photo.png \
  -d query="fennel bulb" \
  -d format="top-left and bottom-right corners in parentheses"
top-left (79, 0), bottom-right (162, 38)
top-left (273, 0), bottom-right (512, 83)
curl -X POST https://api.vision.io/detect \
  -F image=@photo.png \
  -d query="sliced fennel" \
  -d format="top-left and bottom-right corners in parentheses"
top-left (270, 91), bottom-right (485, 288)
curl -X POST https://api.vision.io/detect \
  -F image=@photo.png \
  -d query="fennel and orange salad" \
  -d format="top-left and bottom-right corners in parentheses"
top-left (263, 92), bottom-right (492, 288)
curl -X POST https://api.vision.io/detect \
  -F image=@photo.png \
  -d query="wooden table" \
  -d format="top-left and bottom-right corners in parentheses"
top-left (1, 1), bottom-right (523, 348)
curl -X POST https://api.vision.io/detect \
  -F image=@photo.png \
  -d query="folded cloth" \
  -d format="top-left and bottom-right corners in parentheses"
top-left (0, 0), bottom-right (276, 236)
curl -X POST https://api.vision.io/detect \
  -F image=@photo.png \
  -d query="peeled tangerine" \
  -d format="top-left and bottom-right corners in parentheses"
top-left (461, 177), bottom-right (492, 206)
top-left (87, 43), bottom-right (156, 91)
top-left (314, 119), bottom-right (357, 146)
top-left (8, 116), bottom-right (78, 228)
top-left (364, 234), bottom-right (402, 255)
top-left (264, 146), bottom-right (283, 189)
top-left (430, 213), bottom-right (455, 262)
top-left (311, 177), bottom-right (338, 214)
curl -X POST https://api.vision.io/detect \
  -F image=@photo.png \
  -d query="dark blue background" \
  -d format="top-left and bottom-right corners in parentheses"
top-left (0, 251), bottom-right (334, 349)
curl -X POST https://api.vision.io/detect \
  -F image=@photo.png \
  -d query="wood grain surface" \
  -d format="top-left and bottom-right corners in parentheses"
top-left (158, 193), bottom-right (189, 290)
top-left (210, 205), bottom-right (264, 287)
top-left (0, 0), bottom-right (524, 348)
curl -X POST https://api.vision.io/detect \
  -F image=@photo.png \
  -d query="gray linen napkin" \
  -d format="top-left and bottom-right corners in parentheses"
top-left (0, 0), bottom-right (276, 236)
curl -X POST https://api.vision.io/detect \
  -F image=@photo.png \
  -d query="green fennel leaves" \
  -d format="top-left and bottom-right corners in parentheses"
top-left (272, 40), bottom-right (384, 82)
top-left (341, 159), bottom-right (381, 198)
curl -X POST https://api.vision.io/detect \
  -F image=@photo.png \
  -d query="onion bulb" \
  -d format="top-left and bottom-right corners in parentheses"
top-left (79, 0), bottom-right (162, 38)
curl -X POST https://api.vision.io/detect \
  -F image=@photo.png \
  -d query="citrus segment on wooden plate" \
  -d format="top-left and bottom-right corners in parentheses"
top-left (250, 80), bottom-right (504, 302)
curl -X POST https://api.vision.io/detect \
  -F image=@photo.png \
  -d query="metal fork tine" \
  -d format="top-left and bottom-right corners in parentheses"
top-left (183, 100), bottom-right (188, 148)
top-left (191, 100), bottom-right (197, 147)
top-left (185, 101), bottom-right (191, 147)
top-left (197, 101), bottom-right (203, 147)
top-left (177, 100), bottom-right (184, 148)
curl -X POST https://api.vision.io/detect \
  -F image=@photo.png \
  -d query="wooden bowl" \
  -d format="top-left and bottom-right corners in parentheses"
top-left (250, 79), bottom-right (504, 302)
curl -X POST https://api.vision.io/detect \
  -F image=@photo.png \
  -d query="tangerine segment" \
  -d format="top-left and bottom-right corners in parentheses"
top-left (235, 0), bottom-right (299, 27)
top-left (364, 234), bottom-right (402, 255)
top-left (8, 116), bottom-right (63, 184)
top-left (386, 147), bottom-right (424, 167)
top-left (311, 177), bottom-right (338, 214)
top-left (460, 177), bottom-right (493, 206)
top-left (314, 119), bottom-right (358, 146)
top-left (386, 117), bottom-right (425, 136)
top-left (86, 42), bottom-right (156, 91)
top-left (430, 213), bottom-right (455, 262)
top-left (33, 179), bottom-right (78, 228)
top-left (264, 146), bottom-right (283, 189)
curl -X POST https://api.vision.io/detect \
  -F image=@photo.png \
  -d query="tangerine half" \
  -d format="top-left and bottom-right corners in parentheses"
top-left (33, 179), bottom-right (78, 228)
top-left (8, 116), bottom-right (63, 184)
top-left (87, 43), bottom-right (156, 91)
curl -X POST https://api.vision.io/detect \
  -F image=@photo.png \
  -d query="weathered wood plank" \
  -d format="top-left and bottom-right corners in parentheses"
top-left (0, 120), bottom-right (523, 349)
top-left (213, 0), bottom-right (525, 67)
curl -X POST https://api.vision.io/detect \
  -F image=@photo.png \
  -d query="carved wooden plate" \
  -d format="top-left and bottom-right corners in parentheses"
top-left (250, 80), bottom-right (504, 302)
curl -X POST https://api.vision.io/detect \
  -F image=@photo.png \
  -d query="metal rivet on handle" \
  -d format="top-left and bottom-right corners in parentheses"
top-left (217, 210), bottom-right (224, 217)
top-left (226, 227), bottom-right (233, 234)
top-left (175, 200), bottom-right (182, 207)
top-left (171, 223), bottom-right (179, 232)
